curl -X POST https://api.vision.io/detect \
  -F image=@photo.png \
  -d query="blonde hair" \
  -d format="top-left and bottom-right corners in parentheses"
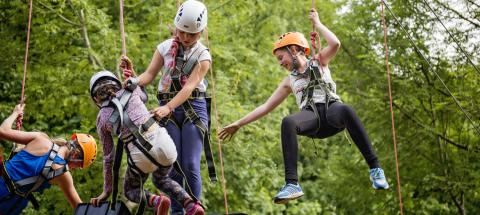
top-left (51, 138), bottom-right (69, 147)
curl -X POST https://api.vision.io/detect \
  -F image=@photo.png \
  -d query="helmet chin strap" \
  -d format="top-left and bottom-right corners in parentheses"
top-left (286, 46), bottom-right (300, 75)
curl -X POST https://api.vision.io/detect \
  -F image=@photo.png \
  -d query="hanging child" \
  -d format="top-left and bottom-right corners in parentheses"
top-left (219, 8), bottom-right (389, 204)
top-left (0, 103), bottom-right (97, 214)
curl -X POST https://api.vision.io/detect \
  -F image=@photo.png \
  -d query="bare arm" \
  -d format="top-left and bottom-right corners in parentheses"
top-left (51, 171), bottom-right (82, 208)
top-left (0, 104), bottom-right (40, 144)
top-left (237, 77), bottom-right (291, 126)
top-left (218, 77), bottom-right (292, 140)
top-left (137, 50), bottom-right (164, 86)
top-left (90, 121), bottom-right (113, 207)
top-left (309, 8), bottom-right (341, 66)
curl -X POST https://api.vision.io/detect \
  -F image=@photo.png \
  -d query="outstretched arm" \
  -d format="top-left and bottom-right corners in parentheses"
top-left (309, 8), bottom-right (341, 66)
top-left (0, 104), bottom-right (41, 144)
top-left (218, 77), bottom-right (292, 141)
top-left (51, 171), bottom-right (82, 209)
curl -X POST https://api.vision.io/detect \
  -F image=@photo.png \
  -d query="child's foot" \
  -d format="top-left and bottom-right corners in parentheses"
top-left (273, 183), bottom-right (304, 204)
top-left (150, 193), bottom-right (171, 215)
top-left (370, 168), bottom-right (389, 190)
top-left (185, 201), bottom-right (205, 215)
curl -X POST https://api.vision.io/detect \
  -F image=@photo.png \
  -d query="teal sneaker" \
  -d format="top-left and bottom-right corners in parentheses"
top-left (273, 183), bottom-right (304, 204)
top-left (370, 168), bottom-right (389, 190)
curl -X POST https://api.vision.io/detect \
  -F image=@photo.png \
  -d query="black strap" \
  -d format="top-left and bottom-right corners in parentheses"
top-left (110, 138), bottom-right (124, 210)
top-left (170, 78), bottom-right (217, 182)
top-left (157, 89), bottom-right (207, 102)
top-left (27, 193), bottom-right (40, 210)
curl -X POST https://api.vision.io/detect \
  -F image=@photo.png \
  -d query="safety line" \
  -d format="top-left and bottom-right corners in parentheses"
top-left (381, 0), bottom-right (480, 137)
top-left (421, 0), bottom-right (480, 76)
top-left (380, 1), bottom-right (404, 214)
top-left (16, 0), bottom-right (34, 130)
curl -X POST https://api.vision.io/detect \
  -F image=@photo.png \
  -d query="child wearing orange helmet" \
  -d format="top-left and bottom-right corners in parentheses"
top-left (0, 103), bottom-right (97, 214)
top-left (219, 8), bottom-right (389, 204)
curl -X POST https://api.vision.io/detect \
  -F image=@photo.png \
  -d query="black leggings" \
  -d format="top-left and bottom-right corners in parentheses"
top-left (281, 102), bottom-right (380, 184)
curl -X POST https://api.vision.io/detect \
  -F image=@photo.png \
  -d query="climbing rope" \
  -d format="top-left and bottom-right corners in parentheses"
top-left (16, 0), bottom-right (34, 131)
top-left (310, 0), bottom-right (318, 60)
top-left (381, 0), bottom-right (480, 137)
top-left (119, 0), bottom-right (127, 56)
top-left (380, 1), bottom-right (404, 215)
top-left (201, 1), bottom-right (229, 213)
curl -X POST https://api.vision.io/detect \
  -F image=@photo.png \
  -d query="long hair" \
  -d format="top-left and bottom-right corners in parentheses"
top-left (51, 138), bottom-right (69, 147)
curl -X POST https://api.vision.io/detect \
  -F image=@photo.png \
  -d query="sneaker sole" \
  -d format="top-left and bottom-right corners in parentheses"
top-left (372, 184), bottom-right (390, 190)
top-left (273, 192), bottom-right (304, 204)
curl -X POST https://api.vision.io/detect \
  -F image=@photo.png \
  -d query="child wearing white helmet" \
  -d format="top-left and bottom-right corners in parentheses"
top-left (89, 70), bottom-right (204, 215)
top-left (121, 0), bottom-right (211, 214)
top-left (219, 8), bottom-right (389, 204)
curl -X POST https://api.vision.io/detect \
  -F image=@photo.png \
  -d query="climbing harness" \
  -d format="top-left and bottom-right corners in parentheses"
top-left (1, 144), bottom-right (68, 198)
top-left (297, 60), bottom-right (341, 133)
top-left (0, 143), bottom-right (67, 213)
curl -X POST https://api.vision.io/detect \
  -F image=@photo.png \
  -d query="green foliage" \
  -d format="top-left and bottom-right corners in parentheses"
top-left (0, 0), bottom-right (479, 214)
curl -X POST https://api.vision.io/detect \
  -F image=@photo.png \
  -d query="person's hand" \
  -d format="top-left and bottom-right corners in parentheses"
top-left (151, 105), bottom-right (173, 120)
top-left (120, 55), bottom-right (136, 79)
top-left (309, 8), bottom-right (321, 28)
top-left (218, 122), bottom-right (241, 141)
top-left (13, 104), bottom-right (25, 115)
top-left (90, 191), bottom-right (110, 207)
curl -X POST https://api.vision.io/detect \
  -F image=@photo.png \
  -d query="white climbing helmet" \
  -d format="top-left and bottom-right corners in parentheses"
top-left (174, 0), bottom-right (208, 33)
top-left (89, 70), bottom-right (121, 99)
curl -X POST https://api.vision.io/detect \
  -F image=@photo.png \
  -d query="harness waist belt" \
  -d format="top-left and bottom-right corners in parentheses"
top-left (157, 90), bottom-right (207, 102)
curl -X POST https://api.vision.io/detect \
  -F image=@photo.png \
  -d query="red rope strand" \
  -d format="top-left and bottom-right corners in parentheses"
top-left (380, 1), bottom-right (404, 214)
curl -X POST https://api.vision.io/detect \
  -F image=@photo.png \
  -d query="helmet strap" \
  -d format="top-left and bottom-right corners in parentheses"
top-left (286, 46), bottom-right (299, 73)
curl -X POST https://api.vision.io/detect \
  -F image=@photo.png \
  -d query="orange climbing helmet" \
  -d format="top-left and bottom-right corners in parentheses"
top-left (71, 133), bottom-right (97, 169)
top-left (272, 32), bottom-right (310, 55)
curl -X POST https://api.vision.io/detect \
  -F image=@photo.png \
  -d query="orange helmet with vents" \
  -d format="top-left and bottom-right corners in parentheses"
top-left (71, 133), bottom-right (97, 169)
top-left (272, 32), bottom-right (310, 55)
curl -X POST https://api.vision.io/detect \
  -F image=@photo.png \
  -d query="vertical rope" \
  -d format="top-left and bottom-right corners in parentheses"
top-left (202, 14), bottom-right (229, 215)
top-left (380, 1), bottom-right (404, 214)
top-left (310, 0), bottom-right (317, 59)
top-left (204, 27), bottom-right (229, 215)
top-left (16, 0), bottom-right (34, 130)
top-left (119, 0), bottom-right (127, 56)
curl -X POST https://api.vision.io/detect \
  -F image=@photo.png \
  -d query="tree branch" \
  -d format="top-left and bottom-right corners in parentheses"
top-left (37, 1), bottom-right (81, 27)
top-left (393, 102), bottom-right (479, 152)
top-left (67, 0), bottom-right (103, 69)
top-left (432, 0), bottom-right (480, 28)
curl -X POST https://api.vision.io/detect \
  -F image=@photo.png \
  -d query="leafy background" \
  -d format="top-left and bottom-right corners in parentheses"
top-left (0, 0), bottom-right (479, 214)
